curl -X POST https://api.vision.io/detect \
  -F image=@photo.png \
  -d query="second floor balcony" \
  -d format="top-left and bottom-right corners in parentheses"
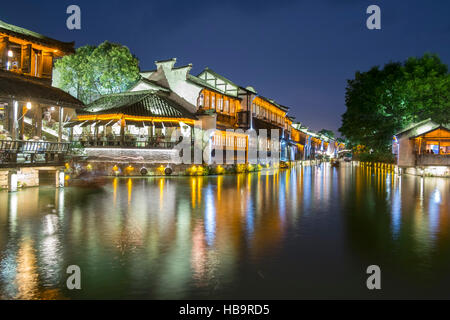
top-left (72, 134), bottom-right (179, 149)
top-left (416, 153), bottom-right (450, 166)
top-left (0, 139), bottom-right (71, 167)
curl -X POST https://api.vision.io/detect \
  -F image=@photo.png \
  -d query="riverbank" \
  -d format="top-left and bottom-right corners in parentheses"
top-left (69, 159), bottom-right (317, 177)
top-left (352, 160), bottom-right (450, 177)
top-left (0, 160), bottom-right (325, 191)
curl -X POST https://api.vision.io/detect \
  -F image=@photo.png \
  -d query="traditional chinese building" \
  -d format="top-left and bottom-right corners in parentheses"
top-left (0, 19), bottom-right (84, 168)
top-left (0, 19), bottom-right (85, 191)
top-left (72, 58), bottom-right (342, 167)
top-left (394, 119), bottom-right (450, 176)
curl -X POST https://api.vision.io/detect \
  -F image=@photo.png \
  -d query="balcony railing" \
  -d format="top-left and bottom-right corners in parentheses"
top-left (0, 140), bottom-right (71, 167)
top-left (73, 135), bottom-right (180, 149)
top-left (75, 139), bottom-right (178, 149)
top-left (416, 154), bottom-right (450, 166)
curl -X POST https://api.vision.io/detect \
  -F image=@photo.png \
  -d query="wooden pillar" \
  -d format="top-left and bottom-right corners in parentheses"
top-left (7, 99), bottom-right (14, 137)
top-left (120, 117), bottom-right (125, 146)
top-left (0, 37), bottom-right (9, 70)
top-left (3, 101), bottom-right (9, 133)
top-left (33, 104), bottom-right (43, 138)
top-left (10, 100), bottom-right (18, 140)
top-left (94, 125), bottom-right (98, 145)
top-left (19, 106), bottom-right (25, 140)
top-left (58, 106), bottom-right (63, 142)
top-left (148, 124), bottom-right (152, 138)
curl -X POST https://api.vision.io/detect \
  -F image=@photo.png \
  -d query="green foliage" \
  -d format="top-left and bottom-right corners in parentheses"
top-left (69, 142), bottom-right (86, 156)
top-left (225, 166), bottom-right (237, 174)
top-left (356, 151), bottom-right (395, 164)
top-left (339, 53), bottom-right (450, 153)
top-left (403, 54), bottom-right (450, 124)
top-left (54, 41), bottom-right (140, 104)
top-left (318, 129), bottom-right (335, 139)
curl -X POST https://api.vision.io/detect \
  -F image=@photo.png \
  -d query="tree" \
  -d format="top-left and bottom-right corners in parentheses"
top-left (403, 54), bottom-right (450, 124)
top-left (318, 129), bottom-right (335, 139)
top-left (339, 54), bottom-right (449, 154)
top-left (54, 41), bottom-right (140, 104)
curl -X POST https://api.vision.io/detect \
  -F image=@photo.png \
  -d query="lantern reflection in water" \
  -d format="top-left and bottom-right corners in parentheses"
top-left (0, 166), bottom-right (449, 299)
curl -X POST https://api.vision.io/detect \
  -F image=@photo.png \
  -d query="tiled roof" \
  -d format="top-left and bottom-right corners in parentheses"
top-left (0, 19), bottom-right (75, 53)
top-left (79, 90), bottom-right (197, 119)
top-left (134, 77), bottom-right (171, 91)
top-left (187, 75), bottom-right (241, 100)
top-left (257, 95), bottom-right (290, 112)
top-left (0, 70), bottom-right (84, 109)
top-left (201, 67), bottom-right (240, 88)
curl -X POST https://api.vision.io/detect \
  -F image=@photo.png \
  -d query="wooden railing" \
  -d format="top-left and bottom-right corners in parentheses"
top-left (416, 154), bottom-right (450, 166)
top-left (0, 140), bottom-right (71, 166)
top-left (73, 136), bottom-right (178, 149)
top-left (0, 140), bottom-right (70, 153)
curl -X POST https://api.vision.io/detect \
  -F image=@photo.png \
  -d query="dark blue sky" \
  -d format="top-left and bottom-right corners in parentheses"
top-left (2, 1), bottom-right (450, 133)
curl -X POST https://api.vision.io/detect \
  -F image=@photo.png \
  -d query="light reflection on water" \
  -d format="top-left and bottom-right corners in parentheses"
top-left (0, 163), bottom-right (449, 299)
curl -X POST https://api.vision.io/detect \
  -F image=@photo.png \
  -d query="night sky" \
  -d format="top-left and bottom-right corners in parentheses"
top-left (2, 0), bottom-right (450, 134)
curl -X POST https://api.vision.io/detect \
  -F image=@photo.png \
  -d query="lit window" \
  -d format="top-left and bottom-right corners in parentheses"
top-left (224, 100), bottom-right (229, 113)
top-left (198, 93), bottom-right (204, 107)
top-left (441, 144), bottom-right (450, 154)
top-left (426, 141), bottom-right (439, 154)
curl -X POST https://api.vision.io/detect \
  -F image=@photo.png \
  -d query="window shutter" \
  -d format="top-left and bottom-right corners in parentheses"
top-left (42, 53), bottom-right (53, 77)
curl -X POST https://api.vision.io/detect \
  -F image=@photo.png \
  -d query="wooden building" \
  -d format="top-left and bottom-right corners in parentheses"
top-left (394, 119), bottom-right (450, 175)
top-left (73, 58), bottom-right (344, 165)
top-left (0, 19), bottom-right (84, 167)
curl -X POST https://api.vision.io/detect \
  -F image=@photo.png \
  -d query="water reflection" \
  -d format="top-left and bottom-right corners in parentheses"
top-left (0, 163), bottom-right (449, 299)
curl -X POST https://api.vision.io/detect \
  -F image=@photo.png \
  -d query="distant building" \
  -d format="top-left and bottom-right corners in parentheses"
top-left (71, 58), bottom-right (343, 164)
top-left (393, 119), bottom-right (450, 176)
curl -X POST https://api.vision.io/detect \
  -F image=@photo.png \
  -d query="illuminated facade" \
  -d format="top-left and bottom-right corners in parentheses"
top-left (73, 58), bottom-right (344, 164)
top-left (394, 119), bottom-right (450, 175)
top-left (0, 19), bottom-right (84, 167)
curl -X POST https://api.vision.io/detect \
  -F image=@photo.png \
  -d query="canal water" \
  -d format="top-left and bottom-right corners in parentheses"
top-left (0, 163), bottom-right (449, 299)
